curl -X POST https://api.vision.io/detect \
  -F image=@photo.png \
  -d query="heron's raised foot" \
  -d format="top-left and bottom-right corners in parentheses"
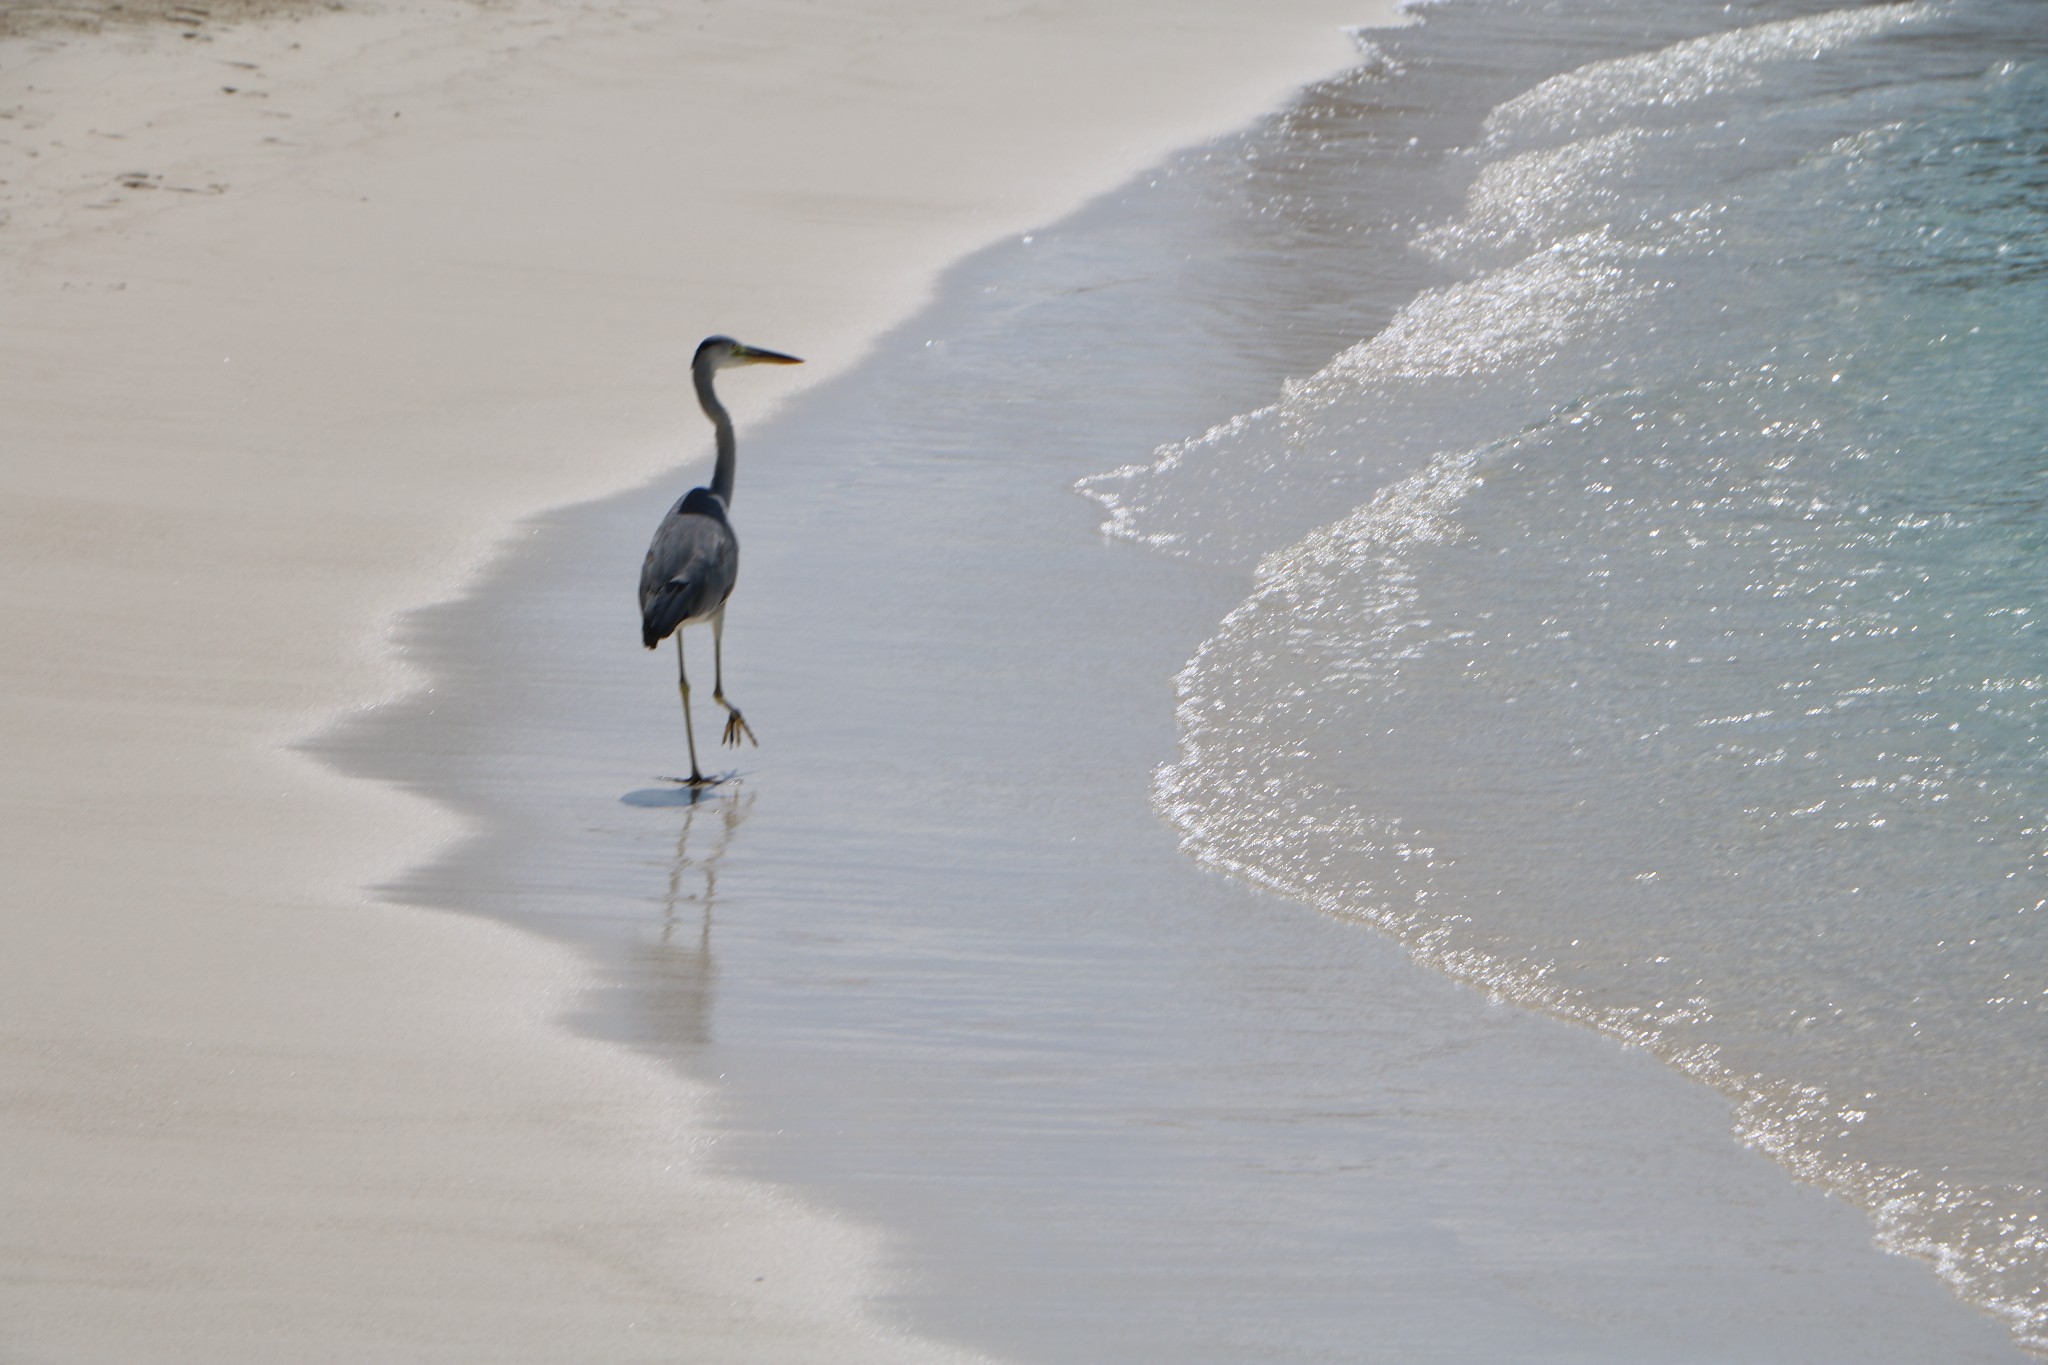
top-left (720, 707), bottom-right (757, 749)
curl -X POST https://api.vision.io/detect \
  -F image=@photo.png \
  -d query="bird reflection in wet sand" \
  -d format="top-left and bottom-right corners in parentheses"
top-left (641, 789), bottom-right (752, 1051)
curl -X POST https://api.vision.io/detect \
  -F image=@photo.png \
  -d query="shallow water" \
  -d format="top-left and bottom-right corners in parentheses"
top-left (324, 0), bottom-right (2043, 1358)
top-left (1088, 0), bottom-right (2048, 1347)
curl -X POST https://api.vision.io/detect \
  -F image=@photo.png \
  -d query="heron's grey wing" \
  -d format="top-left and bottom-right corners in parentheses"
top-left (639, 497), bottom-right (739, 648)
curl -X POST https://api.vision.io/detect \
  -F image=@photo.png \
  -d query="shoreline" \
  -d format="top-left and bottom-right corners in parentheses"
top-left (0, 0), bottom-right (1399, 1356)
top-left (324, 79), bottom-right (2028, 1361)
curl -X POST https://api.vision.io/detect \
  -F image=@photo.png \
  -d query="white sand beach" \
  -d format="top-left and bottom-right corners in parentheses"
top-left (0, 1), bottom-right (1391, 1357)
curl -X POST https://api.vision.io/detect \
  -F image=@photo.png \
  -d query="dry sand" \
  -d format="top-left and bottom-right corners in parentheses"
top-left (0, 0), bottom-right (339, 41)
top-left (0, 0), bottom-right (1395, 1356)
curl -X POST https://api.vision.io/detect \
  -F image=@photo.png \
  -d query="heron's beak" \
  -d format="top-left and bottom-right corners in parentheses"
top-left (735, 344), bottom-right (803, 366)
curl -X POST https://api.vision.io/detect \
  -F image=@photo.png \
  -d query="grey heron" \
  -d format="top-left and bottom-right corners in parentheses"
top-left (640, 335), bottom-right (802, 785)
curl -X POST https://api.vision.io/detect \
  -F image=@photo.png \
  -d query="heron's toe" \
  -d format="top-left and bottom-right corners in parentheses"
top-left (721, 710), bottom-right (758, 748)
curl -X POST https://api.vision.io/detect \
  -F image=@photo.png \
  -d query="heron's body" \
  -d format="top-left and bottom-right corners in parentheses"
top-left (639, 487), bottom-right (738, 649)
top-left (640, 335), bottom-right (802, 785)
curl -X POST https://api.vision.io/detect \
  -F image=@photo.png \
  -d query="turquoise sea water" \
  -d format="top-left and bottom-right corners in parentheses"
top-left (1086, 0), bottom-right (2048, 1345)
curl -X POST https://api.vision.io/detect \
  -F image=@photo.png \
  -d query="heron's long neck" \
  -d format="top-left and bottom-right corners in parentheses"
top-left (694, 363), bottom-right (737, 506)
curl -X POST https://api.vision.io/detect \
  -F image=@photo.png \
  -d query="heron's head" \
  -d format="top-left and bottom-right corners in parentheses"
top-left (695, 335), bottom-right (804, 371)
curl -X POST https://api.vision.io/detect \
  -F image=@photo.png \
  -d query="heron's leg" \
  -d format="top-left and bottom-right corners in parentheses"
top-left (711, 607), bottom-right (757, 748)
top-left (676, 632), bottom-right (708, 784)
